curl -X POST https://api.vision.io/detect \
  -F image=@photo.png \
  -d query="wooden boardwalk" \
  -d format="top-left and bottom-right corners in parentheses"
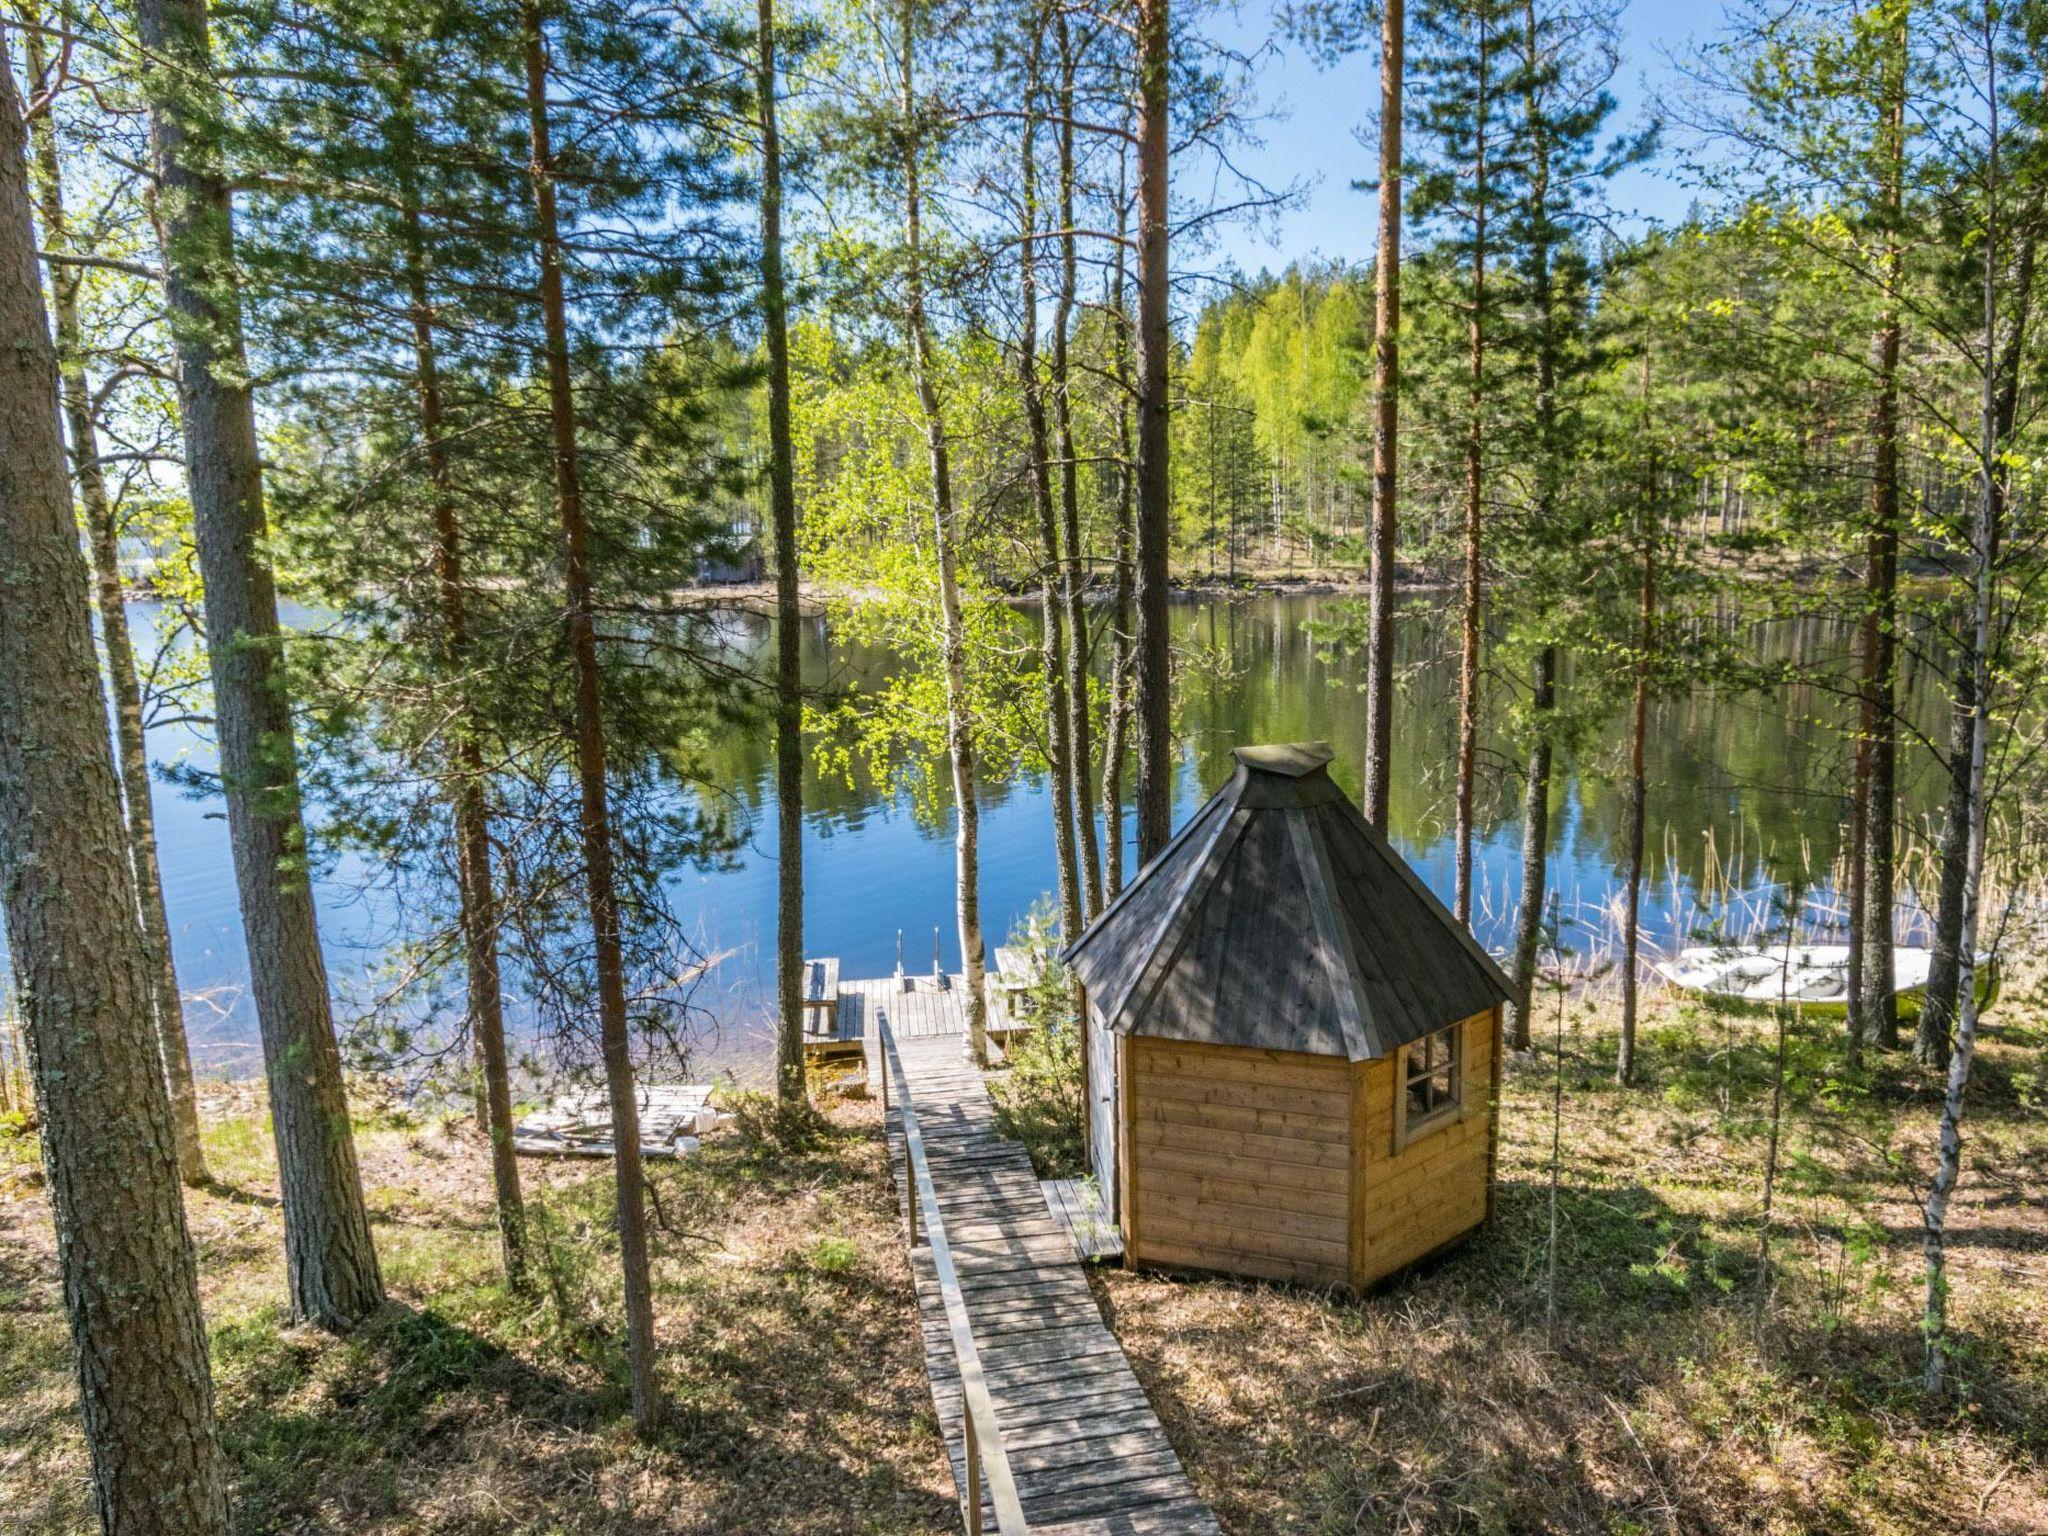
top-left (860, 978), bottom-right (1220, 1535)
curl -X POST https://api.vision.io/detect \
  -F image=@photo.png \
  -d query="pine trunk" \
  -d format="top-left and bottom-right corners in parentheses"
top-left (0, 57), bottom-right (230, 1528)
top-left (1850, 5), bottom-right (1909, 1061)
top-left (1507, 0), bottom-right (1557, 1057)
top-left (1508, 646), bottom-right (1555, 1052)
top-left (758, 0), bottom-right (808, 1111)
top-left (900, 0), bottom-right (988, 1064)
top-left (393, 112), bottom-right (528, 1288)
top-left (1131, 0), bottom-right (1173, 865)
top-left (1620, 386), bottom-right (1654, 1088)
top-left (1362, 0), bottom-right (1403, 831)
top-left (136, 0), bottom-right (384, 1329)
top-left (521, 1), bottom-right (662, 1433)
top-left (1454, 24), bottom-right (1489, 924)
top-left (22, 15), bottom-right (206, 1184)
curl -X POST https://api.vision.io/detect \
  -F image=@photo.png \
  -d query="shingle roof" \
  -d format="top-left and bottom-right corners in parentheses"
top-left (1061, 742), bottom-right (1512, 1060)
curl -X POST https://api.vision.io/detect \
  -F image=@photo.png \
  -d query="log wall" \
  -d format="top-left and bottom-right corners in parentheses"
top-left (1125, 1037), bottom-right (1352, 1285)
top-left (1352, 1006), bottom-right (1496, 1285)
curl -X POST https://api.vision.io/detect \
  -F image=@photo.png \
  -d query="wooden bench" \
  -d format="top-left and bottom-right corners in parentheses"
top-left (989, 947), bottom-right (1042, 1041)
top-left (801, 957), bottom-right (841, 1039)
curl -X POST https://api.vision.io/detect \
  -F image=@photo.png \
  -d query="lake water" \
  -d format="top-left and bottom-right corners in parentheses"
top-left (13, 592), bottom-right (1946, 1080)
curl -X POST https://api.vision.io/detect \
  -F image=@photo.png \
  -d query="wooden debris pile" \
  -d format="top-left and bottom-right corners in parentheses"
top-left (513, 1084), bottom-right (727, 1159)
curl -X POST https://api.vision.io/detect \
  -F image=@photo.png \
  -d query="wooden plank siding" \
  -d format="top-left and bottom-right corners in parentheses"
top-left (1352, 1006), bottom-right (1495, 1284)
top-left (1125, 1036), bottom-right (1353, 1286)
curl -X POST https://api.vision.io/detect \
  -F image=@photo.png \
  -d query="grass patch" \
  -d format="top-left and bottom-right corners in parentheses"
top-left (1097, 987), bottom-right (2048, 1534)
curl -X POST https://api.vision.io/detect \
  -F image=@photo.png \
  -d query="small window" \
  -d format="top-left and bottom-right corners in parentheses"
top-left (1396, 1023), bottom-right (1462, 1148)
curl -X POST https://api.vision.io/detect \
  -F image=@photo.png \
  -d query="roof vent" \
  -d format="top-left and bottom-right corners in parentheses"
top-left (1230, 741), bottom-right (1334, 778)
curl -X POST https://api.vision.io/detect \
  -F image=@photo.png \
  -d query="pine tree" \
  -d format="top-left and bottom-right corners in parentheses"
top-left (0, 36), bottom-right (229, 1529)
top-left (757, 0), bottom-right (809, 1113)
top-left (1132, 0), bottom-right (1174, 865)
top-left (1499, 0), bottom-right (1638, 1049)
top-left (132, 0), bottom-right (385, 1329)
top-left (19, 0), bottom-right (206, 1183)
top-left (1407, 0), bottom-right (1521, 923)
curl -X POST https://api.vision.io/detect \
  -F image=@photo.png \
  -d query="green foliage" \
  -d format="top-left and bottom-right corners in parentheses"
top-left (987, 900), bottom-right (1084, 1178)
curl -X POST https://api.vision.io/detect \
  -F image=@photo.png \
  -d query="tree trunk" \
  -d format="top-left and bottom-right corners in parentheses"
top-left (1620, 374), bottom-right (1655, 1088)
top-left (1016, 41), bottom-right (1082, 946)
top-left (1849, 3), bottom-right (1909, 1062)
top-left (899, 0), bottom-right (988, 1064)
top-left (521, 1), bottom-right (662, 1434)
top-left (1454, 17), bottom-right (1490, 926)
top-left (22, 11), bottom-right (205, 1185)
top-left (1922, 214), bottom-right (2032, 1065)
top-left (1101, 142), bottom-right (1136, 904)
top-left (1508, 645), bottom-right (1555, 1052)
top-left (1919, 636), bottom-right (1973, 1068)
top-left (1362, 0), bottom-right (1403, 831)
top-left (1923, 44), bottom-right (2000, 1391)
top-left (136, 0), bottom-right (384, 1329)
top-left (1507, 0), bottom-right (1558, 1056)
top-left (1131, 0), bottom-right (1173, 865)
top-left (0, 54), bottom-right (230, 1529)
top-left (390, 81), bottom-right (528, 1288)
top-left (758, 0), bottom-right (809, 1112)
top-left (1053, 9), bottom-right (1100, 923)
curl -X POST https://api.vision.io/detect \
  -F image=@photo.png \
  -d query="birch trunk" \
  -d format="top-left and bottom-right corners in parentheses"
top-left (1053, 9), bottom-right (1100, 922)
top-left (1922, 14), bottom-right (2001, 1397)
top-left (899, 0), bottom-right (988, 1064)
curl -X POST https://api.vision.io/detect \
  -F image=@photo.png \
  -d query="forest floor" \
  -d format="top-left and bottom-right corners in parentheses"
top-left (5, 983), bottom-right (2044, 1534)
top-left (1093, 985), bottom-right (2048, 1535)
top-left (0, 1090), bottom-right (958, 1536)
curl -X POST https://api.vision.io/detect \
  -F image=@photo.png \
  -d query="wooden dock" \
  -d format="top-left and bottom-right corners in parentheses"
top-left (861, 976), bottom-right (1220, 1534)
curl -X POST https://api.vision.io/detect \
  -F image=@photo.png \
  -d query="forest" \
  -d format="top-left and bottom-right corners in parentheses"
top-left (1, 0), bottom-right (2046, 1531)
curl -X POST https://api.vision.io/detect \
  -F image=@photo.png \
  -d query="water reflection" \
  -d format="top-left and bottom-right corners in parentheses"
top-left (12, 593), bottom-right (1945, 1078)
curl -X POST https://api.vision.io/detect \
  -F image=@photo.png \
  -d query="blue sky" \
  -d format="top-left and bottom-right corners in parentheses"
top-left (1201, 0), bottom-right (1734, 278)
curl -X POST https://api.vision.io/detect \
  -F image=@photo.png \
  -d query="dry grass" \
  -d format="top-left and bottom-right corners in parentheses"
top-left (1095, 988), bottom-right (2048, 1535)
top-left (0, 1087), bottom-right (956, 1536)
top-left (6, 986), bottom-right (2044, 1535)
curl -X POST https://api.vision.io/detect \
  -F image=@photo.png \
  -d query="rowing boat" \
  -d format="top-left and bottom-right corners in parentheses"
top-left (1651, 944), bottom-right (1998, 1017)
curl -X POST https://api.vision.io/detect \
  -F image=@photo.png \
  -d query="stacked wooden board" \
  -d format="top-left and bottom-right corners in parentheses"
top-left (512, 1084), bottom-right (718, 1159)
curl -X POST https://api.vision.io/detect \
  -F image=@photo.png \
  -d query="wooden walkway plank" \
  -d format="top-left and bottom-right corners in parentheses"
top-left (863, 980), bottom-right (1219, 1535)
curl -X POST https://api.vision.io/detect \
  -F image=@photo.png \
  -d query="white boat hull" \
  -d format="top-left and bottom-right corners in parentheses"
top-left (1652, 944), bottom-right (1997, 1016)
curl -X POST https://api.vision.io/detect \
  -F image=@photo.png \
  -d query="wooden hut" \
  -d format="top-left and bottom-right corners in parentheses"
top-left (1062, 742), bottom-right (1512, 1288)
